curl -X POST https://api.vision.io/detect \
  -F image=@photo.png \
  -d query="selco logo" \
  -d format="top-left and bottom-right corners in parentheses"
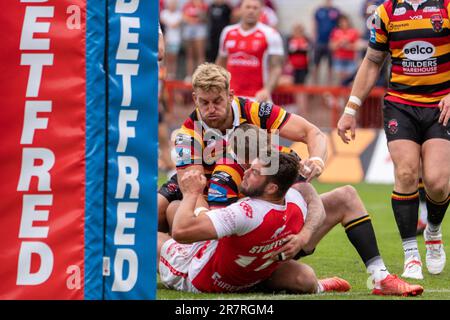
top-left (403, 41), bottom-right (435, 61)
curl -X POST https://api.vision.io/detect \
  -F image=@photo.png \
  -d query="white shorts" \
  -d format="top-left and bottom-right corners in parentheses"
top-left (183, 24), bottom-right (207, 41)
top-left (159, 239), bottom-right (201, 293)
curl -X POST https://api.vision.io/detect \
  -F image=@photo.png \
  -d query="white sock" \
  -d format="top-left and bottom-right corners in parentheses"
top-left (426, 223), bottom-right (440, 234)
top-left (366, 256), bottom-right (390, 286)
top-left (316, 281), bottom-right (324, 294)
top-left (403, 238), bottom-right (420, 260)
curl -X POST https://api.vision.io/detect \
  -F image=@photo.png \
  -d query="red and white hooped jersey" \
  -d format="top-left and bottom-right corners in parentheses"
top-left (188, 188), bottom-right (307, 293)
top-left (218, 22), bottom-right (284, 98)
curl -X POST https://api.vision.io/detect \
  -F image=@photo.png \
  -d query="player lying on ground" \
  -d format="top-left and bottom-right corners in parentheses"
top-left (158, 153), bottom-right (350, 294)
top-left (164, 123), bottom-right (424, 296)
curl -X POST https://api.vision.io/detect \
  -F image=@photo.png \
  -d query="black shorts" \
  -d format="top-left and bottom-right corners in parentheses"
top-left (293, 69), bottom-right (308, 84)
top-left (383, 100), bottom-right (450, 144)
top-left (158, 174), bottom-right (182, 203)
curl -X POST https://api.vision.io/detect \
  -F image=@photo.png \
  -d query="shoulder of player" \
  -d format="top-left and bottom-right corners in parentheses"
top-left (285, 188), bottom-right (308, 213)
top-left (256, 22), bottom-right (281, 37)
top-left (221, 23), bottom-right (240, 36)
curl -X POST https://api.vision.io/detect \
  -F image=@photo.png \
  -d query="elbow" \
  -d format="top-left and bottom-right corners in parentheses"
top-left (172, 228), bottom-right (185, 243)
top-left (171, 227), bottom-right (192, 244)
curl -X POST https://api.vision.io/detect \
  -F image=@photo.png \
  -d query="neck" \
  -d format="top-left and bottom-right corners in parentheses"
top-left (241, 21), bottom-right (257, 31)
top-left (257, 194), bottom-right (285, 205)
top-left (218, 114), bottom-right (234, 133)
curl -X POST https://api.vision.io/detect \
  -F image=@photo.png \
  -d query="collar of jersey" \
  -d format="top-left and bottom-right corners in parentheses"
top-left (402, 0), bottom-right (428, 8)
top-left (242, 197), bottom-right (287, 211)
top-left (238, 22), bottom-right (262, 37)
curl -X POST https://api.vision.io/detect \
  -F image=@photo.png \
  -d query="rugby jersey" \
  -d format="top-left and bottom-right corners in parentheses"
top-left (369, 0), bottom-right (450, 106)
top-left (207, 146), bottom-right (302, 208)
top-left (174, 97), bottom-right (291, 184)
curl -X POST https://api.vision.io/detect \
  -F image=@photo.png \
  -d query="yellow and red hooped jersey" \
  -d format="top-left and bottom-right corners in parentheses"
top-left (174, 96), bottom-right (291, 175)
top-left (370, 0), bottom-right (450, 107)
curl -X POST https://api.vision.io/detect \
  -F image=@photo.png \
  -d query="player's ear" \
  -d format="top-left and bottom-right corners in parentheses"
top-left (265, 182), bottom-right (279, 197)
top-left (192, 91), bottom-right (197, 104)
top-left (229, 89), bottom-right (234, 100)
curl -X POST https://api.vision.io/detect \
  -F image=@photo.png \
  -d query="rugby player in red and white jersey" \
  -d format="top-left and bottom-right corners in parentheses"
top-left (158, 153), bottom-right (350, 294)
top-left (216, 0), bottom-right (284, 101)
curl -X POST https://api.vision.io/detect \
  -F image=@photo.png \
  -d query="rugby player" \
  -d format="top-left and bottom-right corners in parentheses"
top-left (216, 0), bottom-right (284, 101)
top-left (200, 123), bottom-right (424, 296)
top-left (158, 153), bottom-right (351, 294)
top-left (337, 0), bottom-right (450, 279)
top-left (157, 62), bottom-right (327, 232)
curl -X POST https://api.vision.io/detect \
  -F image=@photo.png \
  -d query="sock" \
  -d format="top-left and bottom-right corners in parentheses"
top-left (418, 180), bottom-right (428, 223)
top-left (402, 237), bottom-right (420, 260)
top-left (366, 256), bottom-right (389, 285)
top-left (344, 215), bottom-right (382, 265)
top-left (316, 282), bottom-right (324, 293)
top-left (391, 190), bottom-right (419, 245)
top-left (426, 194), bottom-right (450, 233)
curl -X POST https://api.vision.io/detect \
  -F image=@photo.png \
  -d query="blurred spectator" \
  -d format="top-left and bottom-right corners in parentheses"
top-left (287, 24), bottom-right (311, 85)
top-left (206, 0), bottom-right (232, 62)
top-left (361, 0), bottom-right (386, 40)
top-left (259, 4), bottom-right (278, 28)
top-left (158, 31), bottom-right (175, 173)
top-left (312, 0), bottom-right (340, 85)
top-left (216, 0), bottom-right (284, 101)
top-left (182, 0), bottom-right (208, 81)
top-left (161, 0), bottom-right (183, 79)
top-left (158, 22), bottom-right (165, 61)
top-left (329, 15), bottom-right (360, 85)
top-left (231, 0), bottom-right (278, 28)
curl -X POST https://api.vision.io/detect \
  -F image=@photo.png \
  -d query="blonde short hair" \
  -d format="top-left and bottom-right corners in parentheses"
top-left (192, 63), bottom-right (231, 93)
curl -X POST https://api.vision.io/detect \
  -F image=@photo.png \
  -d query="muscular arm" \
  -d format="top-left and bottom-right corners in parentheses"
top-left (279, 114), bottom-right (328, 163)
top-left (171, 172), bottom-right (217, 244)
top-left (293, 183), bottom-right (325, 237)
top-left (265, 55), bottom-right (284, 94)
top-left (350, 47), bottom-right (388, 101)
top-left (177, 165), bottom-right (209, 210)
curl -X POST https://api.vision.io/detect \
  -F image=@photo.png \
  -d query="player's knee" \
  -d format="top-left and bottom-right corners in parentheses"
top-left (292, 265), bottom-right (318, 294)
top-left (424, 177), bottom-right (449, 200)
top-left (334, 185), bottom-right (358, 209)
top-left (395, 167), bottom-right (419, 186)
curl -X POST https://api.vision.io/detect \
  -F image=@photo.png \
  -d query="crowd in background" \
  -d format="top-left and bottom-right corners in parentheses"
top-left (159, 0), bottom-right (386, 86)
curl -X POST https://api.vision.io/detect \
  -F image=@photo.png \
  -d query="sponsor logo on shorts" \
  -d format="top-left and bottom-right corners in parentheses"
top-left (388, 119), bottom-right (399, 135)
top-left (166, 183), bottom-right (179, 194)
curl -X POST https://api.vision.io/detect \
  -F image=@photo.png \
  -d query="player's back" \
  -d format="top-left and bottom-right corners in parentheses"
top-left (189, 188), bottom-right (307, 293)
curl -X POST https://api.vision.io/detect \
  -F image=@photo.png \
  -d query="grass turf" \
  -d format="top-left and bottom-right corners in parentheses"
top-left (157, 180), bottom-right (450, 300)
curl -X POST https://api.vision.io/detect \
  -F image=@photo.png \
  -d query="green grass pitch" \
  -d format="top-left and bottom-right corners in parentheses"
top-left (157, 181), bottom-right (450, 300)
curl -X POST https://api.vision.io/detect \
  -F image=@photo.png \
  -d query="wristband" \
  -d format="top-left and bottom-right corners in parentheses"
top-left (349, 95), bottom-right (362, 107)
top-left (344, 107), bottom-right (357, 116)
top-left (309, 157), bottom-right (325, 168)
top-left (194, 207), bottom-right (209, 217)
